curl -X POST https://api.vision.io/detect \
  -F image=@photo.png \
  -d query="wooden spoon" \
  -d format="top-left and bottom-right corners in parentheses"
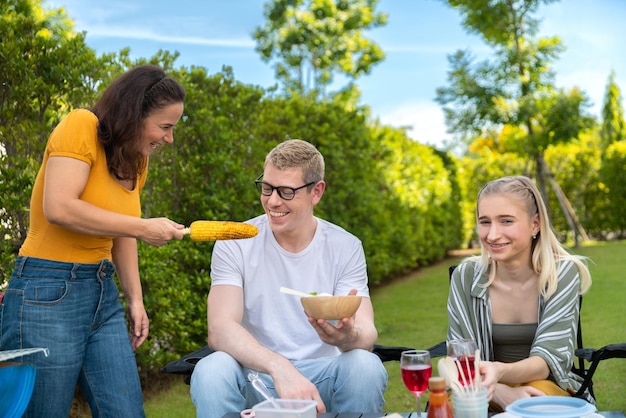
top-left (279, 287), bottom-right (332, 297)
top-left (438, 357), bottom-right (464, 394)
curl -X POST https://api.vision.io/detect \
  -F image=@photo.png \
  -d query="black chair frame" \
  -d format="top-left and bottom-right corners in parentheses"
top-left (160, 342), bottom-right (446, 385)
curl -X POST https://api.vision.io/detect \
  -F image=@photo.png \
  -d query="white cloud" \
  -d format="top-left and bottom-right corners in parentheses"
top-left (83, 26), bottom-right (255, 48)
top-left (555, 69), bottom-right (610, 115)
top-left (378, 102), bottom-right (449, 149)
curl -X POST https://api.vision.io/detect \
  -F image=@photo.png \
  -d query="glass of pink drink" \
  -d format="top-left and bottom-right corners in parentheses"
top-left (447, 339), bottom-right (478, 386)
top-left (400, 349), bottom-right (432, 417)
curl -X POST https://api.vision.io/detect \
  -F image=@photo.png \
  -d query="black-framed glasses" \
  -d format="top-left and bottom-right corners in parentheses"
top-left (254, 174), bottom-right (316, 200)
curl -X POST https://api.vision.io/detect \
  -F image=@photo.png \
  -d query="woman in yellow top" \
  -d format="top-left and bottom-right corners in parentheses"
top-left (1, 64), bottom-right (186, 417)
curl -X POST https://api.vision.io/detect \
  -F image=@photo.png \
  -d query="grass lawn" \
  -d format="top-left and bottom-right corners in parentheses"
top-left (141, 240), bottom-right (626, 417)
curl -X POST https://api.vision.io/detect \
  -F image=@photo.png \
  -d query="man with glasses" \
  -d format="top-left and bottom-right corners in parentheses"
top-left (190, 139), bottom-right (387, 417)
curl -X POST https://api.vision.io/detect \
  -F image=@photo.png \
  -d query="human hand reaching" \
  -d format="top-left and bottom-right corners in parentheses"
top-left (477, 360), bottom-right (504, 399)
top-left (139, 218), bottom-right (185, 246)
top-left (479, 360), bottom-right (547, 406)
top-left (272, 366), bottom-right (326, 413)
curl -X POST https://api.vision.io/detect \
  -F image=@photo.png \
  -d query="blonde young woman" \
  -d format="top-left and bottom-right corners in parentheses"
top-left (447, 176), bottom-right (593, 411)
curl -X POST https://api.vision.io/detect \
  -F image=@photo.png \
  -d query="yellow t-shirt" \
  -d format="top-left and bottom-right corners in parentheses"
top-left (20, 109), bottom-right (148, 263)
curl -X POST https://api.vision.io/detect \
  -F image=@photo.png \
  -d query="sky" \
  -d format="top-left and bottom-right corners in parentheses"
top-left (45, 0), bottom-right (626, 148)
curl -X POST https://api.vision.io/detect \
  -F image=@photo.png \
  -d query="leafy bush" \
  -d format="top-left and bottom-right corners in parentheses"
top-left (545, 137), bottom-right (603, 240)
top-left (599, 141), bottom-right (626, 237)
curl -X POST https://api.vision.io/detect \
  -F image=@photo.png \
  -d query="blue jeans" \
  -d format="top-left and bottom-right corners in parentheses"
top-left (0, 256), bottom-right (145, 418)
top-left (190, 349), bottom-right (388, 418)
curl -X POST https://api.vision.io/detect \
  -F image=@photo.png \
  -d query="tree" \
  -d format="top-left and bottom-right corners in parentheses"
top-left (0, 0), bottom-right (124, 281)
top-left (600, 70), bottom-right (626, 150)
top-left (254, 0), bottom-right (387, 97)
top-left (434, 0), bottom-right (595, 228)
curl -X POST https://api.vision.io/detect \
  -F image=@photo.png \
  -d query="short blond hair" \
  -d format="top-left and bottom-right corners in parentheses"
top-left (264, 139), bottom-right (325, 184)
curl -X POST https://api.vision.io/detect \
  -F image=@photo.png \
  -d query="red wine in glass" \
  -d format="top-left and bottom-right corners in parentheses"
top-left (447, 338), bottom-right (478, 386)
top-left (400, 349), bottom-right (431, 417)
top-left (455, 354), bottom-right (476, 386)
top-left (401, 364), bottom-right (433, 394)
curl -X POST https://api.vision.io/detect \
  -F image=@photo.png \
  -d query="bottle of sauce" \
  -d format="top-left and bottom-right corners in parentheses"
top-left (426, 377), bottom-right (453, 418)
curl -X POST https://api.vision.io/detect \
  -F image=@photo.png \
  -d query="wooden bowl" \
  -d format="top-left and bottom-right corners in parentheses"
top-left (300, 295), bottom-right (362, 320)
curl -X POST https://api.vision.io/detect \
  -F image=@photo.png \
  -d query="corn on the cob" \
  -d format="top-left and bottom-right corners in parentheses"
top-left (183, 221), bottom-right (259, 241)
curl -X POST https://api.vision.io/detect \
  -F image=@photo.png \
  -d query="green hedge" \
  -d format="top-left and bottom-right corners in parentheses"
top-left (599, 141), bottom-right (626, 237)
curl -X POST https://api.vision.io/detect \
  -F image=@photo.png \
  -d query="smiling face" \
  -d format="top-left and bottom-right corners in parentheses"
top-left (477, 193), bottom-right (539, 265)
top-left (260, 164), bottom-right (324, 240)
top-left (139, 102), bottom-right (184, 156)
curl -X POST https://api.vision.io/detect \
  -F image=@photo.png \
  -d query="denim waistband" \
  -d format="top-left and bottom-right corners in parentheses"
top-left (13, 256), bottom-right (116, 280)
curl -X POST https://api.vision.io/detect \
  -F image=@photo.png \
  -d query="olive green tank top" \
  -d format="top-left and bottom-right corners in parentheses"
top-left (492, 323), bottom-right (537, 362)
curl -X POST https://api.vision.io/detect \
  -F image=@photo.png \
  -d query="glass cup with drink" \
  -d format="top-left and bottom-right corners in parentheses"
top-left (400, 349), bottom-right (432, 418)
top-left (447, 339), bottom-right (478, 387)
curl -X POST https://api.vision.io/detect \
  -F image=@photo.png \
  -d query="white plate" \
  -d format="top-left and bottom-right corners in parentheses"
top-left (493, 411), bottom-right (604, 418)
top-left (505, 396), bottom-right (597, 418)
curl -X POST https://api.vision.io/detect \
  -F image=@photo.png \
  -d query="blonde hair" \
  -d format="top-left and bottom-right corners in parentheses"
top-left (467, 175), bottom-right (591, 299)
top-left (264, 139), bottom-right (325, 185)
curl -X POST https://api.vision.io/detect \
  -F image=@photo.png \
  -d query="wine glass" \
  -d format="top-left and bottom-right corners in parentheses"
top-left (447, 338), bottom-right (478, 386)
top-left (400, 349), bottom-right (432, 417)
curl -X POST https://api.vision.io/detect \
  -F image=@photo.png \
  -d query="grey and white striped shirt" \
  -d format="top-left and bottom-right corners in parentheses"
top-left (446, 260), bottom-right (592, 402)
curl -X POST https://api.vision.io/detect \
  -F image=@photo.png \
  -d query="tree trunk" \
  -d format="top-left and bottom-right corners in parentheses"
top-left (537, 157), bottom-right (589, 246)
top-left (535, 153), bottom-right (551, 217)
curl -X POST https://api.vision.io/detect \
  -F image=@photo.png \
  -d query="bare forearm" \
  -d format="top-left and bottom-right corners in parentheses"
top-left (46, 198), bottom-right (149, 239)
top-left (208, 322), bottom-right (291, 375)
top-left (46, 198), bottom-right (183, 247)
top-left (339, 321), bottom-right (377, 352)
top-left (43, 157), bottom-right (183, 246)
top-left (112, 237), bottom-right (143, 305)
top-left (497, 356), bottom-right (549, 384)
top-left (340, 299), bottom-right (378, 352)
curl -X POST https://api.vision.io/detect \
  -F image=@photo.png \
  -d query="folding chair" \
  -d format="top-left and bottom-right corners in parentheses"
top-left (572, 343), bottom-right (626, 399)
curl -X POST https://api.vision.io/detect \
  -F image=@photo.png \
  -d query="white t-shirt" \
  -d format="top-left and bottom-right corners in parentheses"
top-left (210, 214), bottom-right (370, 360)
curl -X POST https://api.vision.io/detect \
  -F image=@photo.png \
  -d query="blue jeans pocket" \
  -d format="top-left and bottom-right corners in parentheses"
top-left (25, 282), bottom-right (68, 305)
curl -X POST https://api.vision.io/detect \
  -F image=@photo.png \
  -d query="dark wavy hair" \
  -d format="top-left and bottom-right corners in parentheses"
top-left (91, 65), bottom-right (186, 181)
